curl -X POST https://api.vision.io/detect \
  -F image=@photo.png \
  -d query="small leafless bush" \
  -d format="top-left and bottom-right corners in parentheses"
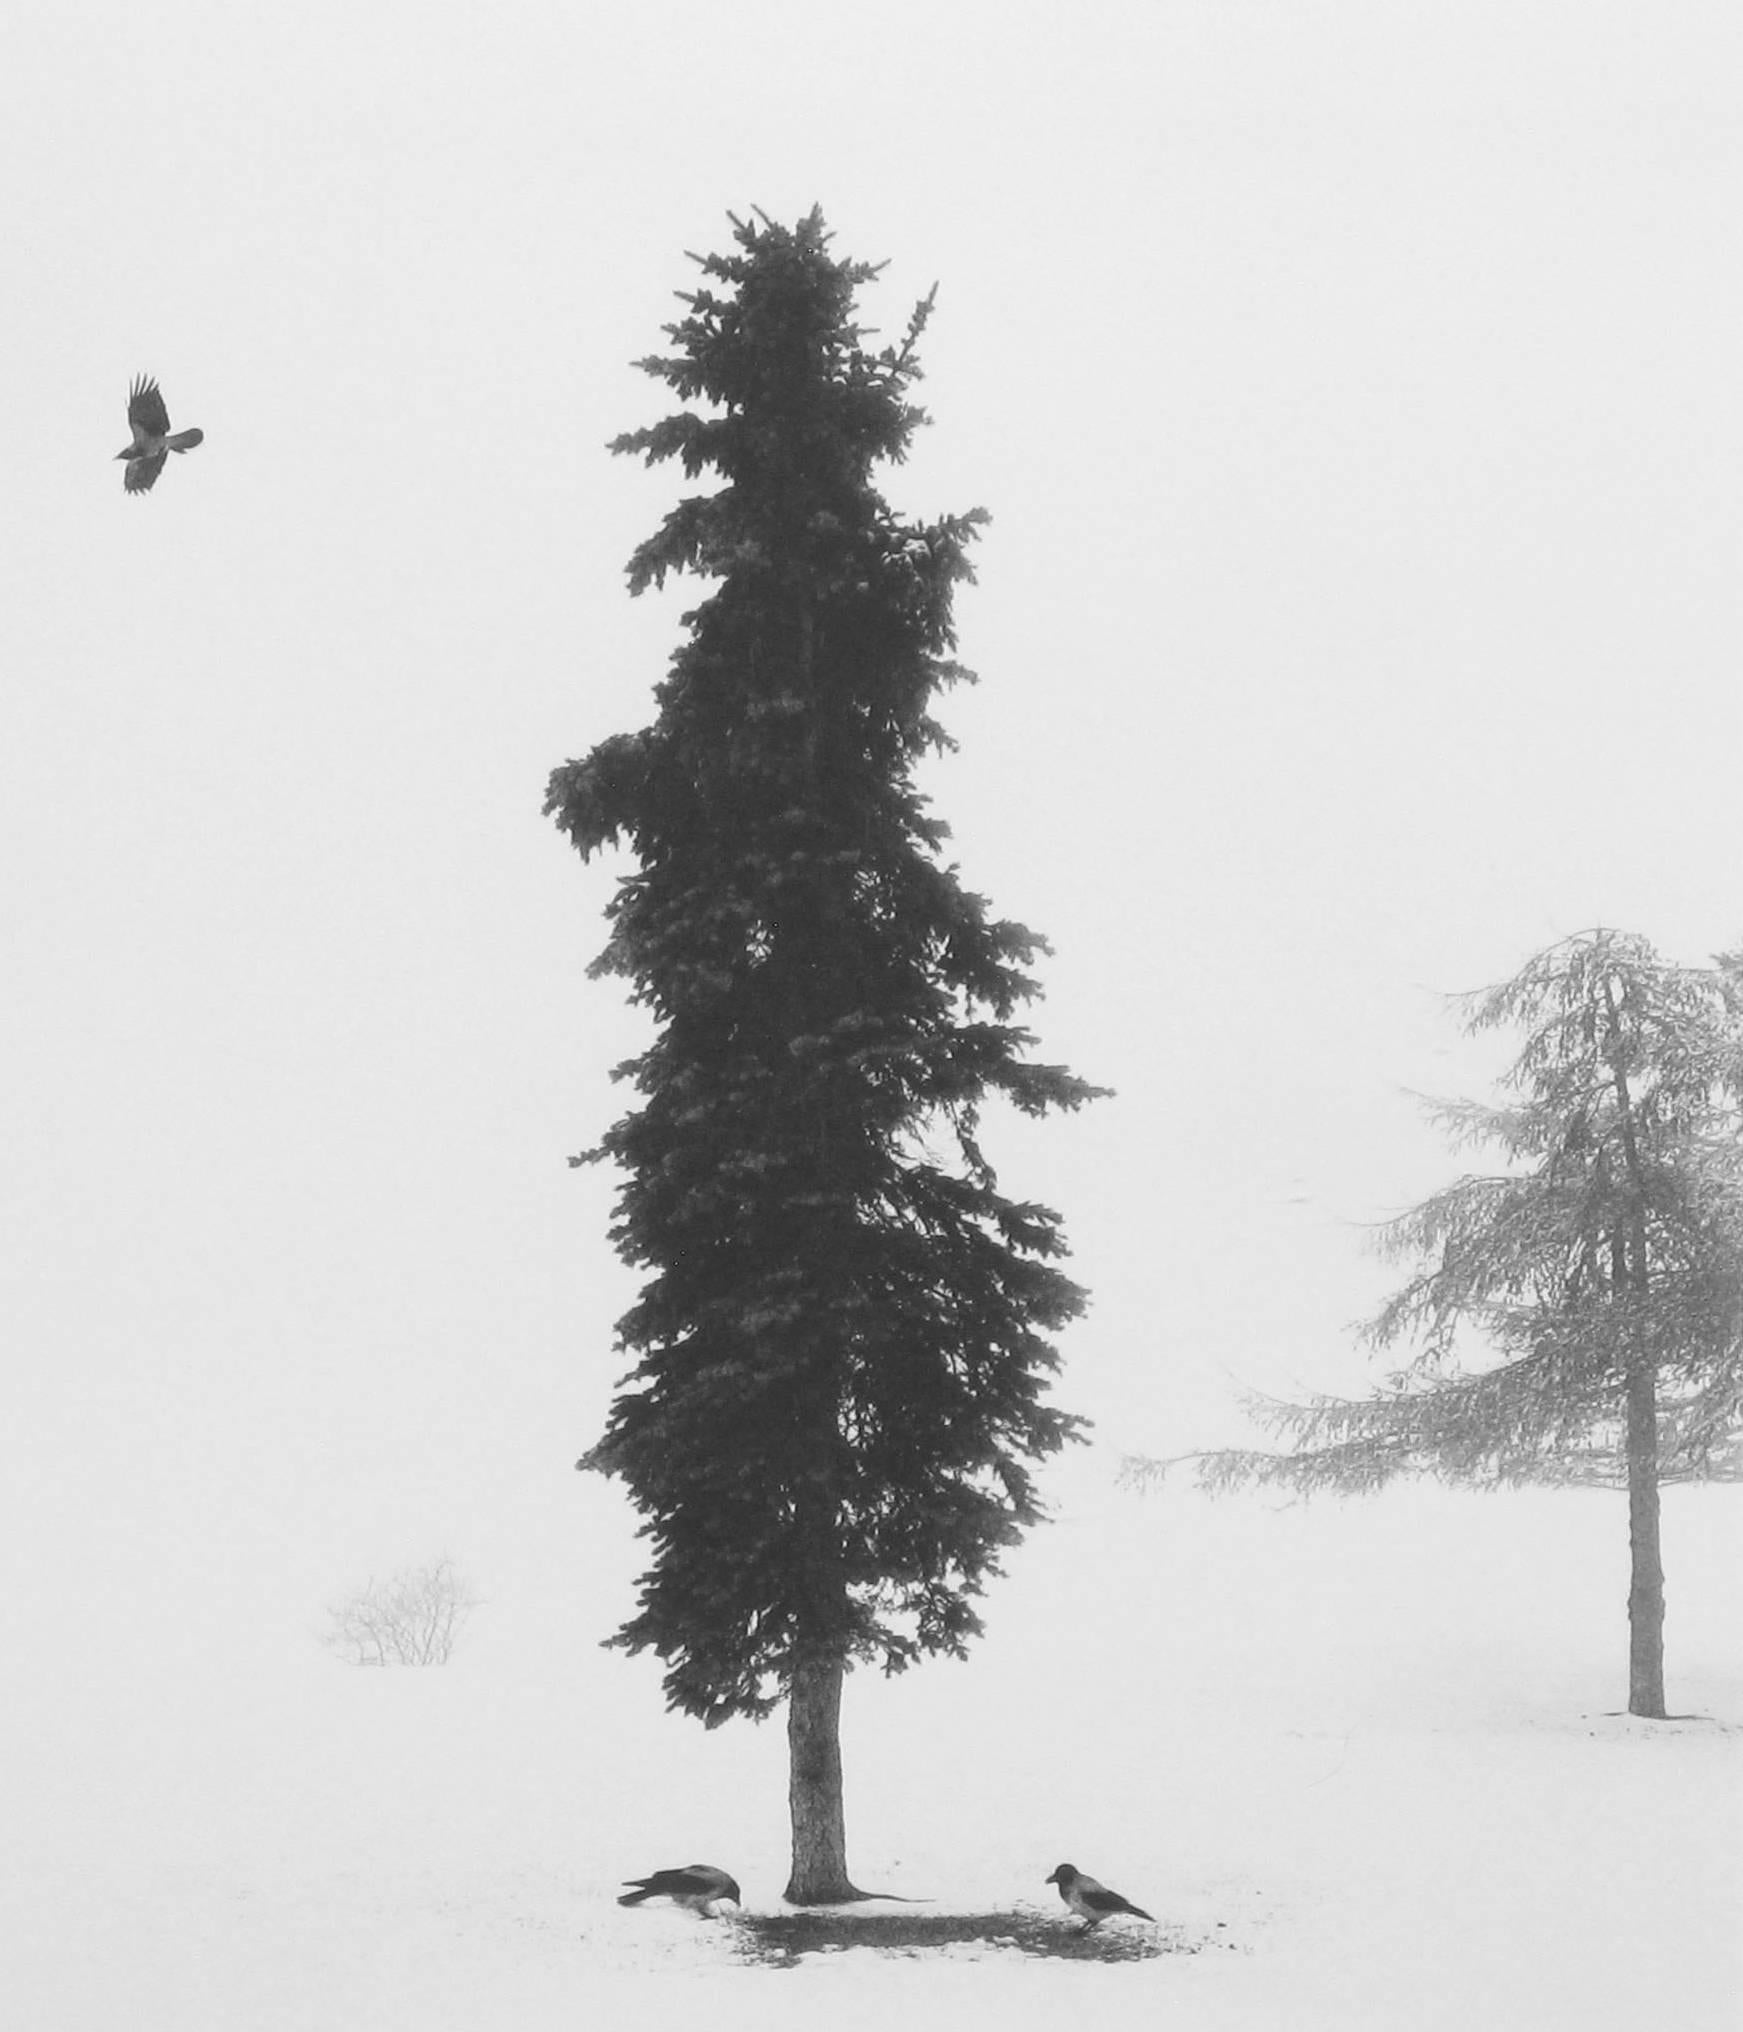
top-left (323, 1558), bottom-right (480, 1667)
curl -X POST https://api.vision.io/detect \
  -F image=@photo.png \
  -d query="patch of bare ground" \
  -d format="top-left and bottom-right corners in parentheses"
top-left (731, 1908), bottom-right (1225, 1967)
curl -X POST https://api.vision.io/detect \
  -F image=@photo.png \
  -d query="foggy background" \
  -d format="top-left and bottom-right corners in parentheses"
top-left (2, 2), bottom-right (1737, 1717)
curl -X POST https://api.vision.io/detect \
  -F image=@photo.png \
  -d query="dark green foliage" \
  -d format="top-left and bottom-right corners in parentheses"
top-left (547, 210), bottom-right (1103, 1726)
top-left (1137, 931), bottom-right (1743, 1498)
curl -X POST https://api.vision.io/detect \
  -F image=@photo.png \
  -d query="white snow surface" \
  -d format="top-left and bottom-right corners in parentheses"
top-left (7, 1474), bottom-right (1739, 2031)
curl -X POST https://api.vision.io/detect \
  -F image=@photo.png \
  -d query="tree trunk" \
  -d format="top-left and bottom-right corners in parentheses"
top-left (784, 1652), bottom-right (866, 1902)
top-left (1623, 1351), bottom-right (1667, 1717)
top-left (1603, 980), bottom-right (1667, 1720)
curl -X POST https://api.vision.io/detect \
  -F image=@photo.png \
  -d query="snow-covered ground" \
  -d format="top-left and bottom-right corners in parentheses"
top-left (8, 1472), bottom-right (1739, 2030)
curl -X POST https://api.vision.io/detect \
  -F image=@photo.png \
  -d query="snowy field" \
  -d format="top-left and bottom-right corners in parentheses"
top-left (4, 4), bottom-right (1737, 2026)
top-left (7, 1469), bottom-right (1739, 2031)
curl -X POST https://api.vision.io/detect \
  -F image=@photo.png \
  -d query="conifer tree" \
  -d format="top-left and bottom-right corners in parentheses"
top-left (1129, 931), bottom-right (1743, 1718)
top-left (546, 210), bottom-right (1102, 1898)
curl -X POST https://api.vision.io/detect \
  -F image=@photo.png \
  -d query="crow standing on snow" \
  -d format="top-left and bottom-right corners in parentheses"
top-left (617, 1863), bottom-right (742, 1915)
top-left (1045, 1862), bottom-right (1155, 1930)
top-left (116, 376), bottom-right (203, 494)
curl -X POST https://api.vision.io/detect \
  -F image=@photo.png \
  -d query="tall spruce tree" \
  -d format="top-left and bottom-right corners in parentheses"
top-left (547, 210), bottom-right (1102, 1898)
top-left (1128, 931), bottom-right (1743, 1718)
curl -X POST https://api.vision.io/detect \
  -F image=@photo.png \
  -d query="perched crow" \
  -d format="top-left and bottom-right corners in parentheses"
top-left (116, 377), bottom-right (203, 495)
top-left (1045, 1862), bottom-right (1155, 1930)
top-left (618, 1863), bottom-right (742, 1915)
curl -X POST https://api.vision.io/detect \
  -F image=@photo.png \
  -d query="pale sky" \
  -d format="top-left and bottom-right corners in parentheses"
top-left (3, 2), bottom-right (1738, 1679)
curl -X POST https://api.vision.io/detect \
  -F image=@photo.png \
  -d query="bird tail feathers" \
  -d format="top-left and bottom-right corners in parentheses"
top-left (167, 429), bottom-right (204, 452)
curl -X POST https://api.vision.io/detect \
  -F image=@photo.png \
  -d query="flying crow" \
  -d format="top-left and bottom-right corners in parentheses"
top-left (618, 1863), bottom-right (742, 1915)
top-left (116, 377), bottom-right (203, 495)
top-left (1045, 1862), bottom-right (1155, 1930)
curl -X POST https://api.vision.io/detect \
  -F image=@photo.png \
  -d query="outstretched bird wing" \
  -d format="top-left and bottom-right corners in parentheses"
top-left (127, 376), bottom-right (171, 446)
top-left (124, 450), bottom-right (169, 495)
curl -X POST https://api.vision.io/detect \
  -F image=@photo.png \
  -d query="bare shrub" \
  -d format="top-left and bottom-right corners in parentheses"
top-left (323, 1558), bottom-right (480, 1667)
